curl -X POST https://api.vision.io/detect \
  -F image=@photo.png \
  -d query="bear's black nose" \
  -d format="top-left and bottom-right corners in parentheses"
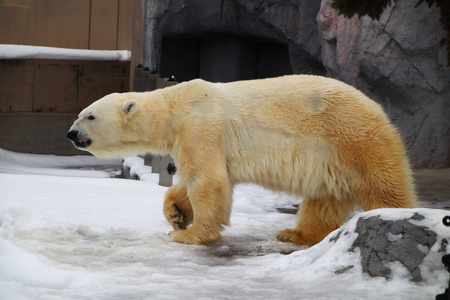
top-left (67, 130), bottom-right (78, 141)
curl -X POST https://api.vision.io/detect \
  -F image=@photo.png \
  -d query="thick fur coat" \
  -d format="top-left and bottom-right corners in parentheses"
top-left (68, 75), bottom-right (417, 245)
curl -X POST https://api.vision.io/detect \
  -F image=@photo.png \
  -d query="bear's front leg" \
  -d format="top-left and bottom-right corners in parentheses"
top-left (163, 182), bottom-right (193, 230)
top-left (168, 173), bottom-right (233, 245)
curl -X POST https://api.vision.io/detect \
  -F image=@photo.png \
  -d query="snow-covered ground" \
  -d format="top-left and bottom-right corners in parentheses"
top-left (0, 44), bottom-right (131, 61)
top-left (0, 148), bottom-right (448, 300)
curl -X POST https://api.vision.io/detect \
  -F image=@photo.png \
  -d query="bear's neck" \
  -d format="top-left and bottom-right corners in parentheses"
top-left (139, 93), bottom-right (175, 155)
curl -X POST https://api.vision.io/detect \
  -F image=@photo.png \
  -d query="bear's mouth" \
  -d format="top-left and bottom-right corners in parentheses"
top-left (67, 130), bottom-right (92, 148)
top-left (74, 139), bottom-right (92, 148)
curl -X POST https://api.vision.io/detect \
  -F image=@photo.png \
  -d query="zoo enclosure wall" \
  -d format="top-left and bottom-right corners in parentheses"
top-left (0, 0), bottom-right (134, 155)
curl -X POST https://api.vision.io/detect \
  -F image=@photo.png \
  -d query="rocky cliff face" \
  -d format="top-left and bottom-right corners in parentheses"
top-left (317, 0), bottom-right (450, 168)
top-left (143, 0), bottom-right (450, 168)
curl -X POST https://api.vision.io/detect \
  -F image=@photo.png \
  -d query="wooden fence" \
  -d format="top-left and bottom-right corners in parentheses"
top-left (0, 0), bottom-right (133, 51)
top-left (122, 65), bottom-right (177, 187)
top-left (0, 58), bottom-right (130, 155)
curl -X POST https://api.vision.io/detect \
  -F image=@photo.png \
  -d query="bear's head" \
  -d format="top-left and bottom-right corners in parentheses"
top-left (67, 93), bottom-right (143, 158)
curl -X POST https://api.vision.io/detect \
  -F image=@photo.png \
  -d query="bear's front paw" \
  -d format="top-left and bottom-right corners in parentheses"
top-left (276, 228), bottom-right (320, 246)
top-left (169, 227), bottom-right (221, 245)
top-left (167, 204), bottom-right (187, 230)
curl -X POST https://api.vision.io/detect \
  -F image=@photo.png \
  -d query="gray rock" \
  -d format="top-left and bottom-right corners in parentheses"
top-left (348, 214), bottom-right (438, 282)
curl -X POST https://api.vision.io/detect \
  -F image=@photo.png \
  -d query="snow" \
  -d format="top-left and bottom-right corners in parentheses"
top-left (0, 148), bottom-right (448, 300)
top-left (0, 44), bottom-right (131, 61)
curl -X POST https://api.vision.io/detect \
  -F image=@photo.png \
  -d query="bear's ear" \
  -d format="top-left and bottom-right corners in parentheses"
top-left (122, 100), bottom-right (138, 116)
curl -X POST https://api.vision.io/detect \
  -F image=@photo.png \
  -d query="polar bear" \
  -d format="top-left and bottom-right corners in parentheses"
top-left (67, 75), bottom-right (418, 246)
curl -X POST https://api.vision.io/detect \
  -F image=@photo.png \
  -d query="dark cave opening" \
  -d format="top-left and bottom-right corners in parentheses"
top-left (160, 34), bottom-right (292, 83)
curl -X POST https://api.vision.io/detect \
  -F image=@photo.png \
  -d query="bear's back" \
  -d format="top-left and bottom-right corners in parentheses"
top-left (205, 75), bottom-right (408, 200)
top-left (213, 75), bottom-right (386, 138)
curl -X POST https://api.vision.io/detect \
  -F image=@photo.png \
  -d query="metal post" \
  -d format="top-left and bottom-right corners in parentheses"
top-left (159, 155), bottom-right (175, 187)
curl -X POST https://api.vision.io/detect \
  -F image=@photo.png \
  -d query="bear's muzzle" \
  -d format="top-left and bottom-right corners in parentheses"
top-left (67, 130), bottom-right (92, 148)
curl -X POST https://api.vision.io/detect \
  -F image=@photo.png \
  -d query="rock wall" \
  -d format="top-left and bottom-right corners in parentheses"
top-left (317, 0), bottom-right (450, 168)
top-left (143, 0), bottom-right (450, 168)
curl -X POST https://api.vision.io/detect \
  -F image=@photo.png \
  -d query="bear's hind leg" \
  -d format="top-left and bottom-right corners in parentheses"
top-left (355, 183), bottom-right (418, 211)
top-left (277, 197), bottom-right (353, 246)
top-left (163, 182), bottom-right (193, 230)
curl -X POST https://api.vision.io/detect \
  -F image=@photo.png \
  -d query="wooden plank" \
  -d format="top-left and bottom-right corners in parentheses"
top-left (77, 61), bottom-right (130, 110)
top-left (117, 0), bottom-right (134, 50)
top-left (147, 72), bottom-right (159, 91)
top-left (90, 0), bottom-right (119, 50)
top-left (0, 0), bottom-right (34, 45)
top-left (33, 0), bottom-right (90, 49)
top-left (33, 61), bottom-right (78, 112)
top-left (133, 65), bottom-right (145, 92)
top-left (0, 113), bottom-right (83, 155)
top-left (156, 77), bottom-right (166, 89)
top-left (0, 60), bottom-right (34, 112)
top-left (165, 79), bottom-right (178, 87)
top-left (0, 59), bottom-right (129, 114)
top-left (129, 0), bottom-right (145, 90)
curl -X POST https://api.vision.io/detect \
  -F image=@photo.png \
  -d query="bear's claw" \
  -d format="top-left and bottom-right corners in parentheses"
top-left (276, 231), bottom-right (294, 243)
top-left (168, 204), bottom-right (187, 230)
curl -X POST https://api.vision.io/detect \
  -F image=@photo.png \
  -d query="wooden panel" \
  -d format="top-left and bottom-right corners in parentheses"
top-left (1, 0), bottom-right (133, 51)
top-left (117, 0), bottom-right (134, 50)
top-left (33, 0), bottom-right (90, 49)
top-left (33, 61), bottom-right (78, 112)
top-left (77, 61), bottom-right (130, 110)
top-left (129, 0), bottom-right (145, 90)
top-left (0, 113), bottom-right (83, 155)
top-left (1, 59), bottom-right (129, 113)
top-left (0, 0), bottom-right (34, 45)
top-left (0, 60), bottom-right (34, 112)
top-left (90, 0), bottom-right (119, 50)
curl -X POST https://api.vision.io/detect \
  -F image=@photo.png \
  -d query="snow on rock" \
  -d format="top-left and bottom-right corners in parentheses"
top-left (0, 44), bottom-right (131, 61)
top-left (330, 209), bottom-right (449, 282)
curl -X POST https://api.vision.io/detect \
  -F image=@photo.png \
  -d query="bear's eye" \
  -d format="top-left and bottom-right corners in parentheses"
top-left (87, 115), bottom-right (95, 120)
